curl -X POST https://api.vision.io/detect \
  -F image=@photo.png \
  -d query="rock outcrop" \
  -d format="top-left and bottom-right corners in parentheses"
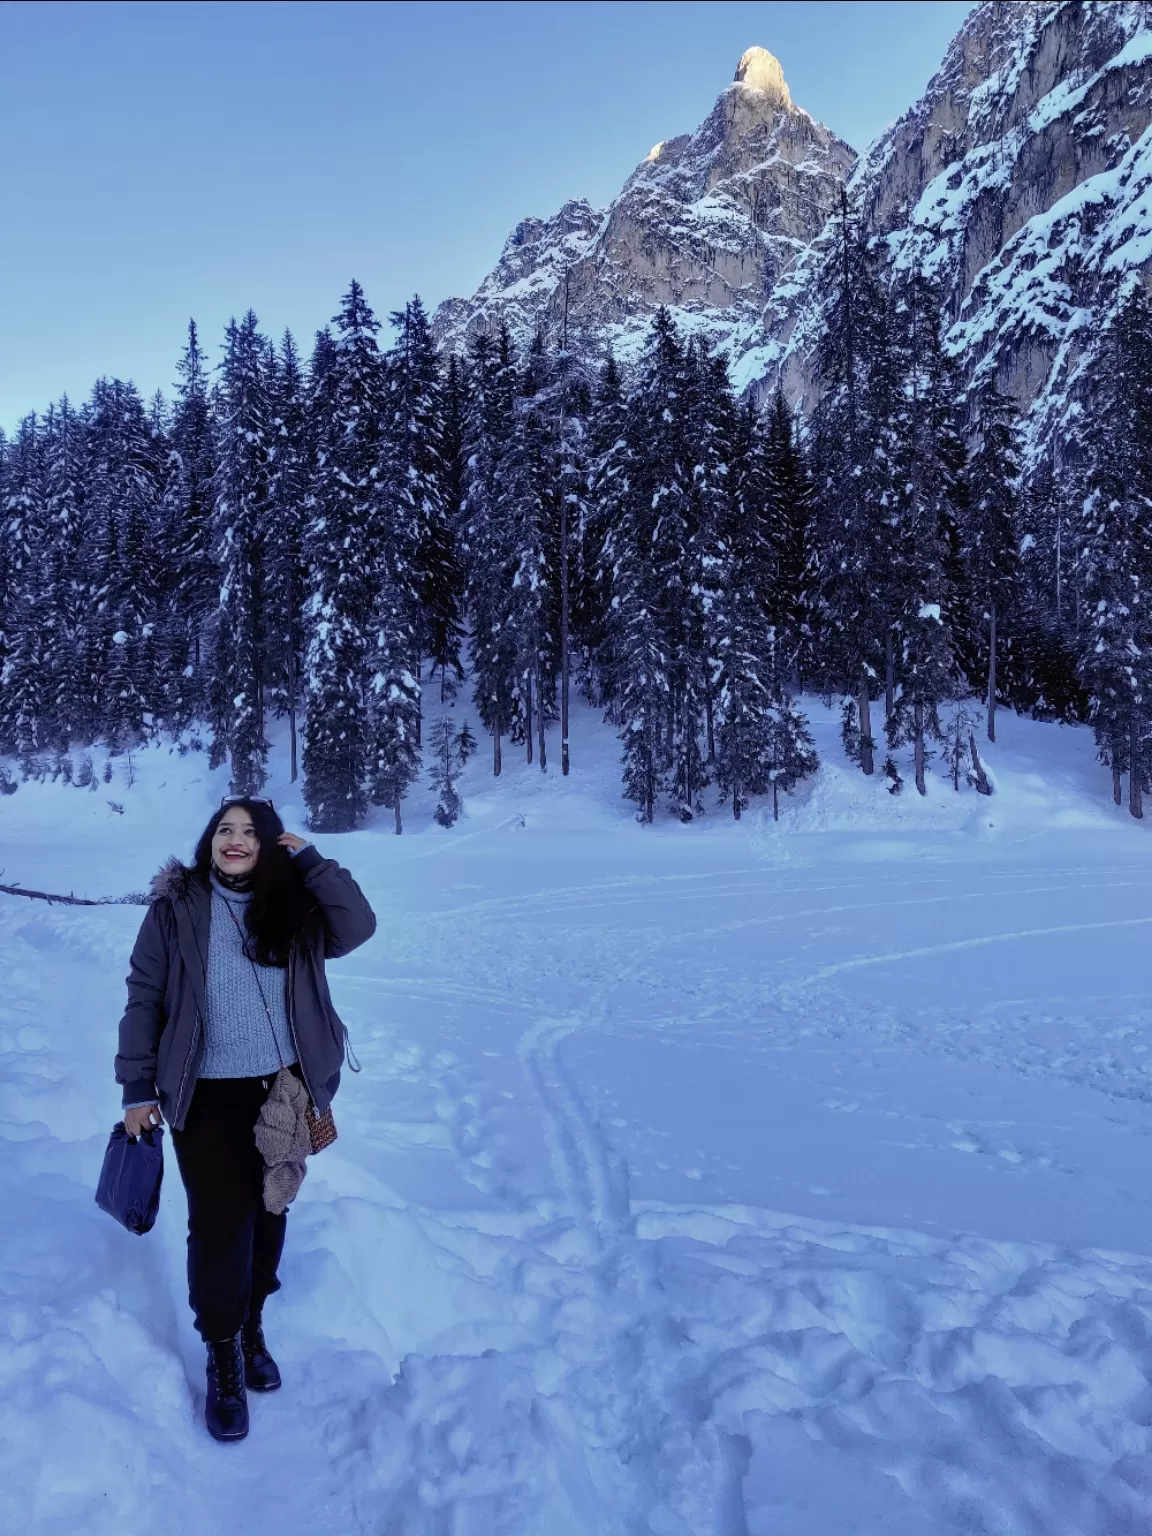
top-left (775, 0), bottom-right (1152, 463)
top-left (433, 47), bottom-right (855, 367)
top-left (433, 5), bottom-right (1152, 466)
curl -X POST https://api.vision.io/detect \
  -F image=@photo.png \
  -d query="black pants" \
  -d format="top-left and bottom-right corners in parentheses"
top-left (171, 1075), bottom-right (287, 1342)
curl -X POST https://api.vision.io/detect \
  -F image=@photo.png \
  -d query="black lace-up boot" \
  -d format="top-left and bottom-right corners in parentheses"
top-left (241, 1303), bottom-right (282, 1392)
top-left (205, 1334), bottom-right (249, 1440)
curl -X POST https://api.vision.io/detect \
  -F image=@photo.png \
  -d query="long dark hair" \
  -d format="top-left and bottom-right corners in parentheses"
top-left (192, 800), bottom-right (313, 968)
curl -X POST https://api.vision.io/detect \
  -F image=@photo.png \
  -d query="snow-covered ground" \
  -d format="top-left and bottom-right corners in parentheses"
top-left (4, 698), bottom-right (1152, 1535)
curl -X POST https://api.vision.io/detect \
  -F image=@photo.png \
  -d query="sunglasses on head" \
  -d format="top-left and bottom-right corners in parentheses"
top-left (219, 795), bottom-right (276, 810)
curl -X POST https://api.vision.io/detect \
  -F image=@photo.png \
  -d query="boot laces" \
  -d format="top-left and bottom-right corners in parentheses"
top-left (212, 1336), bottom-right (243, 1398)
top-left (242, 1316), bottom-right (266, 1358)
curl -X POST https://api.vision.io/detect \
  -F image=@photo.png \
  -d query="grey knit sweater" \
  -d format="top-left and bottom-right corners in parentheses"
top-left (198, 874), bottom-right (298, 1079)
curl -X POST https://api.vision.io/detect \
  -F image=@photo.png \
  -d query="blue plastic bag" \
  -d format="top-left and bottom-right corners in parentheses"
top-left (95, 1122), bottom-right (164, 1235)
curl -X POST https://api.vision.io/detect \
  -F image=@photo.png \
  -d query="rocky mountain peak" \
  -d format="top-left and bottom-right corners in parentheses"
top-left (733, 46), bottom-right (792, 107)
top-left (433, 46), bottom-right (852, 364)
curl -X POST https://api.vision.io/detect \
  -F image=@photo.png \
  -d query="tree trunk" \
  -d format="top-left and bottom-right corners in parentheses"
top-left (706, 690), bottom-right (716, 765)
top-left (525, 672), bottom-right (534, 764)
top-left (1131, 713), bottom-right (1143, 820)
top-left (394, 798), bottom-right (403, 835)
top-left (538, 662), bottom-right (547, 771)
top-left (732, 780), bottom-right (741, 821)
top-left (914, 700), bottom-right (926, 795)
top-left (858, 684), bottom-right (874, 776)
top-left (773, 777), bottom-right (780, 822)
top-left (287, 645), bottom-right (298, 783)
top-left (493, 721), bottom-right (502, 778)
top-left (968, 732), bottom-right (992, 796)
top-left (1113, 763), bottom-right (1123, 806)
top-left (987, 603), bottom-right (997, 744)
top-left (884, 630), bottom-right (895, 724)
top-left (560, 476), bottom-right (571, 777)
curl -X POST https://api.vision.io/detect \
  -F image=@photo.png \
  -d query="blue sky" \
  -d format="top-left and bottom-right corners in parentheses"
top-left (0, 0), bottom-right (974, 428)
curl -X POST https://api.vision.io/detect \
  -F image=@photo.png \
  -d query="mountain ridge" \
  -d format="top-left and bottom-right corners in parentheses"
top-left (432, 4), bottom-right (1152, 469)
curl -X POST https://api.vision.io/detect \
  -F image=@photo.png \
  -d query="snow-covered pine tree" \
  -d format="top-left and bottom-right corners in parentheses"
top-left (382, 296), bottom-right (462, 710)
top-left (428, 715), bottom-right (476, 827)
top-left (693, 345), bottom-right (739, 769)
top-left (503, 331), bottom-right (562, 771)
top-left (713, 548), bottom-right (771, 821)
top-left (42, 397), bottom-right (90, 744)
top-left (583, 354), bottom-right (630, 707)
top-left (366, 576), bottom-right (421, 834)
top-left (0, 415), bottom-right (50, 757)
top-left (810, 189), bottom-right (898, 774)
top-left (212, 311), bottom-right (273, 792)
top-left (160, 320), bottom-right (217, 733)
top-left (763, 637), bottom-right (819, 822)
top-left (1013, 453), bottom-right (1085, 720)
top-left (759, 387), bottom-right (816, 678)
top-left (629, 308), bottom-right (704, 818)
top-left (302, 283), bottom-right (385, 830)
top-left (884, 270), bottom-right (965, 794)
top-left (86, 379), bottom-right (165, 751)
top-left (965, 381), bottom-right (1021, 743)
top-left (713, 428), bottom-right (818, 821)
top-left (553, 331), bottom-right (590, 777)
top-left (617, 595), bottom-right (671, 824)
top-left (265, 329), bottom-right (308, 779)
top-left (460, 327), bottom-right (520, 776)
top-left (1078, 279), bottom-right (1152, 817)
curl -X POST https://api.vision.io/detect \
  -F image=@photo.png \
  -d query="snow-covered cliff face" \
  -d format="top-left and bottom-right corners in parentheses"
top-left (434, 6), bottom-right (1152, 465)
top-left (770, 0), bottom-right (1152, 462)
top-left (432, 47), bottom-right (856, 365)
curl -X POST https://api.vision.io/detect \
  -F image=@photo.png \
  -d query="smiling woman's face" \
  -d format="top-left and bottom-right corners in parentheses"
top-left (211, 810), bottom-right (259, 876)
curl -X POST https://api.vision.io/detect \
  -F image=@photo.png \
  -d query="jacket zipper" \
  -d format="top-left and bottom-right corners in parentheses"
top-left (175, 1007), bottom-right (201, 1126)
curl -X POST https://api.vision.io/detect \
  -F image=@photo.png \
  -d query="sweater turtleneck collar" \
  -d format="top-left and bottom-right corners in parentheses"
top-left (210, 867), bottom-right (254, 901)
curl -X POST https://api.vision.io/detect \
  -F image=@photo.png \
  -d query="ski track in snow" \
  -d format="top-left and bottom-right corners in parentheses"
top-left (6, 706), bottom-right (1152, 1532)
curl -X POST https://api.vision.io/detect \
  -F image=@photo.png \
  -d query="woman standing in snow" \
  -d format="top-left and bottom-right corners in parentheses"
top-left (114, 796), bottom-right (376, 1442)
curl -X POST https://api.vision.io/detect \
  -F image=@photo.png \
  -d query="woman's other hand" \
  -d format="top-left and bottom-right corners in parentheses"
top-left (278, 832), bottom-right (309, 853)
top-left (124, 1104), bottom-right (163, 1137)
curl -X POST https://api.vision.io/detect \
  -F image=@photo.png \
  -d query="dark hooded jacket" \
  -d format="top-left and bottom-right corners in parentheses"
top-left (114, 843), bottom-right (376, 1130)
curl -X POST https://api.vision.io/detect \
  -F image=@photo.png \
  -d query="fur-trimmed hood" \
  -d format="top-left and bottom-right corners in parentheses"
top-left (148, 857), bottom-right (203, 905)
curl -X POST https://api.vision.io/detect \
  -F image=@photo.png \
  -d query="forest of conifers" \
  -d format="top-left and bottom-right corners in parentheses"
top-left (2, 202), bottom-right (1151, 829)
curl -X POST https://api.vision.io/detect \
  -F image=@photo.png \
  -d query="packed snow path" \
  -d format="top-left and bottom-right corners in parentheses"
top-left (3, 704), bottom-right (1152, 1534)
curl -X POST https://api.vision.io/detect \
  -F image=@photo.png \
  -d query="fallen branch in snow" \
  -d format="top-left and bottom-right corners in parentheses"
top-left (0, 881), bottom-right (147, 907)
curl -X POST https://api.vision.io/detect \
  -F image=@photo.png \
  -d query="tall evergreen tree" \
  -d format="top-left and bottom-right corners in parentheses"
top-left (584, 354), bottom-right (630, 705)
top-left (383, 297), bottom-right (462, 707)
top-left (86, 379), bottom-right (165, 749)
top-left (461, 327), bottom-right (520, 775)
top-left (714, 409), bottom-right (818, 820)
top-left (302, 282), bottom-right (385, 830)
top-left (965, 381), bottom-right (1021, 742)
top-left (884, 269), bottom-right (966, 791)
top-left (265, 329), bottom-right (309, 778)
top-left (0, 415), bottom-right (50, 756)
top-left (810, 189), bottom-right (898, 774)
top-left (366, 576), bottom-right (421, 833)
top-left (631, 308), bottom-right (704, 817)
top-left (42, 397), bottom-right (91, 743)
top-left (212, 311), bottom-right (273, 791)
top-left (1078, 280), bottom-right (1152, 817)
top-left (161, 320), bottom-right (217, 732)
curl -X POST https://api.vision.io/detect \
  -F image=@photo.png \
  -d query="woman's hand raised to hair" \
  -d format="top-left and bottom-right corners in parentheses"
top-left (278, 832), bottom-right (309, 853)
top-left (124, 1103), bottom-right (163, 1137)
